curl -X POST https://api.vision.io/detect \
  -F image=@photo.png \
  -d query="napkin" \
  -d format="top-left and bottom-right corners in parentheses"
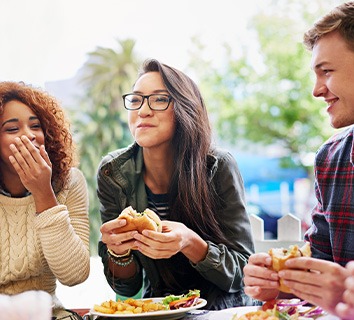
top-left (0, 290), bottom-right (52, 320)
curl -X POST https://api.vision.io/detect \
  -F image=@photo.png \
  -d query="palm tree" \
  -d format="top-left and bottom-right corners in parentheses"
top-left (74, 38), bottom-right (141, 254)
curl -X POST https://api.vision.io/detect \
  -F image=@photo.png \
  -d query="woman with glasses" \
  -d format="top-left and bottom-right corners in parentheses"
top-left (0, 81), bottom-right (90, 319)
top-left (97, 59), bottom-right (256, 310)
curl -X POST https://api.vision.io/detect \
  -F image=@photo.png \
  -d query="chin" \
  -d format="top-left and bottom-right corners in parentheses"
top-left (330, 119), bottom-right (353, 129)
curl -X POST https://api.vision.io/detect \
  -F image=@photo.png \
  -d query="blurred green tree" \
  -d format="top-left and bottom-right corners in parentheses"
top-left (190, 0), bottom-right (340, 171)
top-left (74, 39), bottom-right (140, 254)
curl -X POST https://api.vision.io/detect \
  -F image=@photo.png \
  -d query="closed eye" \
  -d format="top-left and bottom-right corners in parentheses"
top-left (31, 123), bottom-right (42, 129)
top-left (5, 127), bottom-right (19, 133)
top-left (323, 69), bottom-right (333, 75)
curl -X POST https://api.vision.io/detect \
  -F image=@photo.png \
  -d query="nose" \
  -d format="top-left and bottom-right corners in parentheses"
top-left (23, 127), bottom-right (36, 141)
top-left (138, 97), bottom-right (152, 116)
top-left (312, 79), bottom-right (327, 98)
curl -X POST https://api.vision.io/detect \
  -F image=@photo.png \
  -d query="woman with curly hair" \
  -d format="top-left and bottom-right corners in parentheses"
top-left (0, 81), bottom-right (90, 318)
top-left (98, 59), bottom-right (256, 310)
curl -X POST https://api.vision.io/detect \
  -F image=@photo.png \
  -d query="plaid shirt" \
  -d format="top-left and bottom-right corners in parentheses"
top-left (305, 125), bottom-right (354, 266)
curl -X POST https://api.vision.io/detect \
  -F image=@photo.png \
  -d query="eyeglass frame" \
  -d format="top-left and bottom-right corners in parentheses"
top-left (122, 93), bottom-right (173, 111)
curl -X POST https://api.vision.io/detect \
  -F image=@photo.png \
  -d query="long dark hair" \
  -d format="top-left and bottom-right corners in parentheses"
top-left (138, 60), bottom-right (234, 290)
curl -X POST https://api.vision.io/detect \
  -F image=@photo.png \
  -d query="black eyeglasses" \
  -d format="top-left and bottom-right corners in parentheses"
top-left (122, 93), bottom-right (172, 111)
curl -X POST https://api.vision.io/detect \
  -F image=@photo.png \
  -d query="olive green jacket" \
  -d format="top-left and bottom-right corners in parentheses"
top-left (97, 143), bottom-right (256, 310)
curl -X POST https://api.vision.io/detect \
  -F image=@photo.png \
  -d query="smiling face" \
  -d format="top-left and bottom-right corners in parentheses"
top-left (311, 31), bottom-right (354, 128)
top-left (0, 100), bottom-right (44, 174)
top-left (128, 71), bottom-right (176, 150)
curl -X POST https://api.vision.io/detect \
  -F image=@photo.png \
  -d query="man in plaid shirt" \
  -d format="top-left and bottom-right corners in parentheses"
top-left (243, 2), bottom-right (354, 318)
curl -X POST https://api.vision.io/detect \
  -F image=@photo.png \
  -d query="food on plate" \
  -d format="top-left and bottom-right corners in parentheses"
top-left (92, 291), bottom-right (203, 315)
top-left (268, 242), bottom-right (311, 293)
top-left (162, 289), bottom-right (201, 310)
top-left (93, 297), bottom-right (166, 314)
top-left (232, 299), bottom-right (325, 320)
top-left (116, 206), bottom-right (162, 233)
top-left (233, 309), bottom-right (278, 320)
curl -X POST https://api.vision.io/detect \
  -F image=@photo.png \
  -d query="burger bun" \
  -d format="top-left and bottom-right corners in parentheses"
top-left (268, 242), bottom-right (311, 293)
top-left (117, 206), bottom-right (162, 234)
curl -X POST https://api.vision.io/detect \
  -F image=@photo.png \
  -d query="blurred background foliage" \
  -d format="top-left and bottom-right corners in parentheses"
top-left (73, 0), bottom-right (340, 254)
top-left (190, 0), bottom-right (335, 167)
top-left (73, 39), bottom-right (139, 253)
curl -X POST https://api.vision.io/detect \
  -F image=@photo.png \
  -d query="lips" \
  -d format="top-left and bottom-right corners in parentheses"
top-left (137, 123), bottom-right (154, 128)
top-left (325, 97), bottom-right (339, 114)
top-left (325, 98), bottom-right (338, 107)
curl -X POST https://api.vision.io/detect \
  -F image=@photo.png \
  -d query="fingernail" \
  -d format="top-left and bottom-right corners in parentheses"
top-left (118, 220), bottom-right (126, 226)
top-left (270, 273), bottom-right (279, 280)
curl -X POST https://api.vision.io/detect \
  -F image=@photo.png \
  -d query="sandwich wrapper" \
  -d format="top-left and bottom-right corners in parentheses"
top-left (0, 290), bottom-right (52, 320)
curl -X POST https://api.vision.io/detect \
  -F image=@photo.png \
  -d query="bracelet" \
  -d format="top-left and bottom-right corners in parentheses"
top-left (108, 252), bottom-right (134, 267)
top-left (107, 249), bottom-right (134, 267)
top-left (107, 248), bottom-right (131, 259)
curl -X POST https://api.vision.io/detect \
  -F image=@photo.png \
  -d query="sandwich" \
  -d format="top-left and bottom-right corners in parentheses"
top-left (162, 290), bottom-right (201, 310)
top-left (268, 242), bottom-right (311, 293)
top-left (117, 206), bottom-right (162, 234)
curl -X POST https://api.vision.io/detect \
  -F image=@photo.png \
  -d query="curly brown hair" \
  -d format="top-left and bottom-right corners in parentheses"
top-left (0, 81), bottom-right (77, 192)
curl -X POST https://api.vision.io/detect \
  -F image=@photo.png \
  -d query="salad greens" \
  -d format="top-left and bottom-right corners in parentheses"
top-left (162, 289), bottom-right (200, 306)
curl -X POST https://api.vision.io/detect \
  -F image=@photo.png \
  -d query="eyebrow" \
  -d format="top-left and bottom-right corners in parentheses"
top-left (1, 116), bottom-right (39, 128)
top-left (133, 90), bottom-right (169, 94)
top-left (313, 61), bottom-right (329, 70)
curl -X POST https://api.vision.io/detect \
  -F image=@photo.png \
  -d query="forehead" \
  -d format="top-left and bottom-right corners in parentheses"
top-left (311, 32), bottom-right (353, 69)
top-left (1, 100), bottom-right (35, 119)
top-left (133, 72), bottom-right (166, 92)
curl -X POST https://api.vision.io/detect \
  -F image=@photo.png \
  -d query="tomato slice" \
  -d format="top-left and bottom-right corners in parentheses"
top-left (262, 299), bottom-right (277, 311)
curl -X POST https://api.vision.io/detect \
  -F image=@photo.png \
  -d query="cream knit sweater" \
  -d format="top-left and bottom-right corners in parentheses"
top-left (0, 167), bottom-right (90, 308)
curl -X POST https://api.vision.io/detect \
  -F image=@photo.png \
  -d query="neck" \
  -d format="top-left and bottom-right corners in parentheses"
top-left (143, 145), bottom-right (174, 194)
top-left (1, 170), bottom-right (27, 197)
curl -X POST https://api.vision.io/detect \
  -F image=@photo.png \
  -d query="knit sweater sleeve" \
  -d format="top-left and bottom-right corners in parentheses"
top-left (34, 168), bottom-right (90, 286)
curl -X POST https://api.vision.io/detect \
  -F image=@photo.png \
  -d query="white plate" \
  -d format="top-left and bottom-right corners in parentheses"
top-left (221, 305), bottom-right (338, 320)
top-left (220, 306), bottom-right (260, 317)
top-left (89, 297), bottom-right (207, 319)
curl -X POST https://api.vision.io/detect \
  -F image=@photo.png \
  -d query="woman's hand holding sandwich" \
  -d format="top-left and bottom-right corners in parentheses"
top-left (100, 217), bottom-right (137, 256)
top-left (101, 206), bottom-right (208, 264)
top-left (132, 220), bottom-right (208, 263)
top-left (101, 206), bottom-right (162, 255)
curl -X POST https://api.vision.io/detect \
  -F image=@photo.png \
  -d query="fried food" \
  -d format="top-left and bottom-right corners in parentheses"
top-left (93, 298), bottom-right (166, 314)
top-left (233, 310), bottom-right (279, 320)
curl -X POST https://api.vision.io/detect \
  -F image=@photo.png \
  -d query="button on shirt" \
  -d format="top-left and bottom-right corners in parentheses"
top-left (305, 125), bottom-right (354, 266)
